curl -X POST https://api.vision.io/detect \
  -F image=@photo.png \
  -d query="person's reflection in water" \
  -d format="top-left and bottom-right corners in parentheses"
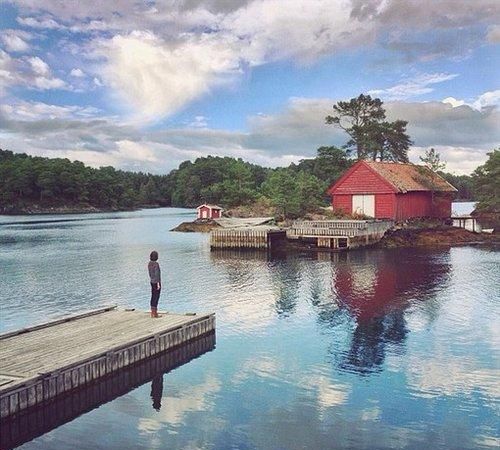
top-left (150, 375), bottom-right (164, 411)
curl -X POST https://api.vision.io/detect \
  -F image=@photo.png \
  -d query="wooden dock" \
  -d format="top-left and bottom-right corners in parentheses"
top-left (210, 227), bottom-right (286, 249)
top-left (287, 220), bottom-right (394, 249)
top-left (452, 215), bottom-right (482, 233)
top-left (1, 332), bottom-right (215, 450)
top-left (0, 306), bottom-right (215, 419)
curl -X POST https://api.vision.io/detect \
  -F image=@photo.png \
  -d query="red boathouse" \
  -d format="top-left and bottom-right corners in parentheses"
top-left (327, 161), bottom-right (457, 221)
top-left (197, 204), bottom-right (223, 220)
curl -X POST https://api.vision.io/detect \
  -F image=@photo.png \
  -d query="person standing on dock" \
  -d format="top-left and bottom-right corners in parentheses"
top-left (148, 250), bottom-right (162, 318)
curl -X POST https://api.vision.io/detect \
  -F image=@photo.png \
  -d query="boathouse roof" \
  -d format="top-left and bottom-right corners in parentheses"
top-left (329, 161), bottom-right (457, 194)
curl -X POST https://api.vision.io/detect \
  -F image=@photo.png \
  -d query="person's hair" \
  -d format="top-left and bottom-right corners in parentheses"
top-left (150, 250), bottom-right (158, 261)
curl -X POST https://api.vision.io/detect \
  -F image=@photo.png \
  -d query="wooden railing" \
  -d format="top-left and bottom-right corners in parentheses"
top-left (287, 220), bottom-right (393, 239)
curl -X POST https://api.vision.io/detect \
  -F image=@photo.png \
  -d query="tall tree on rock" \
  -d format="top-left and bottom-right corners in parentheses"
top-left (325, 94), bottom-right (412, 162)
top-left (419, 147), bottom-right (447, 205)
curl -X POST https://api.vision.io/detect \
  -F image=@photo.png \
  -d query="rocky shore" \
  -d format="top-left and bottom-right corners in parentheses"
top-left (378, 226), bottom-right (499, 248)
top-left (171, 219), bottom-right (220, 232)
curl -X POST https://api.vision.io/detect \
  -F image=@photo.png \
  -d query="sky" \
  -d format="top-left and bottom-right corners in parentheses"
top-left (0, 0), bottom-right (499, 175)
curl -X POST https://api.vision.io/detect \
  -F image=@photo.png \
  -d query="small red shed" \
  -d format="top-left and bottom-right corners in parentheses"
top-left (197, 204), bottom-right (223, 220)
top-left (327, 161), bottom-right (457, 221)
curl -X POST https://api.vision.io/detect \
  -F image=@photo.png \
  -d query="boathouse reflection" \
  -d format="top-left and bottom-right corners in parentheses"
top-left (0, 333), bottom-right (215, 450)
top-left (331, 250), bottom-right (451, 375)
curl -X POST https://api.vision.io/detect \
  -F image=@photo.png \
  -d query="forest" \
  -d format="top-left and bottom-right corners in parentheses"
top-left (0, 147), bottom-right (480, 217)
top-left (0, 147), bottom-right (348, 216)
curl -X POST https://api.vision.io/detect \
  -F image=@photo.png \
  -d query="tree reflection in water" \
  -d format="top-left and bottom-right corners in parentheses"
top-left (330, 249), bottom-right (452, 375)
top-left (210, 248), bottom-right (452, 375)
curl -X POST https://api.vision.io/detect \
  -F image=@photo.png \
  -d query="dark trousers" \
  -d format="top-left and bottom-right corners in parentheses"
top-left (150, 283), bottom-right (161, 308)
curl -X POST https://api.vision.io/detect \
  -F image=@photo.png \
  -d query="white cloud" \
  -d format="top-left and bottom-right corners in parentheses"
top-left (92, 1), bottom-right (377, 120)
top-left (442, 90), bottom-right (500, 111)
top-left (0, 100), bottom-right (100, 120)
top-left (1, 96), bottom-right (497, 175)
top-left (385, 100), bottom-right (500, 151)
top-left (28, 56), bottom-right (50, 76)
top-left (368, 73), bottom-right (459, 100)
top-left (115, 140), bottom-right (158, 163)
top-left (1, 29), bottom-right (32, 52)
top-left (17, 15), bottom-right (62, 29)
top-left (70, 68), bottom-right (85, 77)
top-left (26, 56), bottom-right (67, 90)
top-left (0, 49), bottom-right (17, 94)
top-left (9, 0), bottom-right (500, 121)
top-left (223, 0), bottom-right (374, 65)
top-left (0, 54), bottom-right (68, 92)
top-left (472, 90), bottom-right (500, 111)
top-left (442, 97), bottom-right (465, 108)
top-left (189, 115), bottom-right (208, 128)
top-left (409, 146), bottom-right (489, 175)
top-left (98, 31), bottom-right (241, 121)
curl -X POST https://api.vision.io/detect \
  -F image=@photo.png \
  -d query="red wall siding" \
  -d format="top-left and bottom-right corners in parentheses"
top-left (198, 206), bottom-right (221, 219)
top-left (332, 194), bottom-right (352, 215)
top-left (333, 164), bottom-right (395, 194)
top-left (197, 206), bottom-right (209, 219)
top-left (395, 192), bottom-right (430, 220)
top-left (432, 193), bottom-right (453, 218)
top-left (375, 194), bottom-right (395, 219)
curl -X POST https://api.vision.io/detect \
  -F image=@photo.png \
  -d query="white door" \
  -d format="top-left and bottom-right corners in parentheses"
top-left (202, 210), bottom-right (208, 218)
top-left (352, 195), bottom-right (375, 217)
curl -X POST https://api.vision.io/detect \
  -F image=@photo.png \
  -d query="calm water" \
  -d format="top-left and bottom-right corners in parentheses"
top-left (0, 208), bottom-right (499, 450)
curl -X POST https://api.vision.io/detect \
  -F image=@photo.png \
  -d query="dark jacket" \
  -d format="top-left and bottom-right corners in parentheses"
top-left (148, 261), bottom-right (161, 284)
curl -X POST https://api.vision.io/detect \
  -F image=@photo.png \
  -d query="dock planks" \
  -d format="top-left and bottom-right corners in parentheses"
top-left (0, 306), bottom-right (215, 418)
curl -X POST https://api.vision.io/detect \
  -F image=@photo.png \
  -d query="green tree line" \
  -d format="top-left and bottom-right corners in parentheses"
top-left (0, 146), bottom-right (480, 217)
top-left (0, 149), bottom-right (171, 212)
top-left (0, 147), bottom-right (350, 217)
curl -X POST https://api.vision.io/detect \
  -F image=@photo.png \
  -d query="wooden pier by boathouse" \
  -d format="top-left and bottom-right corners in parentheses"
top-left (0, 306), bottom-right (215, 419)
top-left (210, 227), bottom-right (286, 249)
top-left (287, 219), bottom-right (393, 249)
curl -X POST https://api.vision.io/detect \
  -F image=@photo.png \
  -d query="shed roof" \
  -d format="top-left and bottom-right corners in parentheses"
top-left (363, 161), bottom-right (457, 193)
top-left (197, 204), bottom-right (223, 210)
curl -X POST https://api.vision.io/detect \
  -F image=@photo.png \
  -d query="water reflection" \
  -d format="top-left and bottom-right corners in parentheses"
top-left (150, 375), bottom-right (164, 412)
top-left (331, 250), bottom-right (451, 375)
top-left (3, 208), bottom-right (496, 450)
top-left (0, 333), bottom-right (215, 450)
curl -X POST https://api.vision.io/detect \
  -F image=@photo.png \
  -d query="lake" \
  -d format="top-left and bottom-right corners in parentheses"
top-left (0, 208), bottom-right (498, 450)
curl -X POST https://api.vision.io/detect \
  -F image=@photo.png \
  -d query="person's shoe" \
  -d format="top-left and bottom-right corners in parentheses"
top-left (152, 307), bottom-right (162, 318)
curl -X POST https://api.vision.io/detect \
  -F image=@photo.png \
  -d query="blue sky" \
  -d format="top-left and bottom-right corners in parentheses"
top-left (0, 0), bottom-right (499, 174)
